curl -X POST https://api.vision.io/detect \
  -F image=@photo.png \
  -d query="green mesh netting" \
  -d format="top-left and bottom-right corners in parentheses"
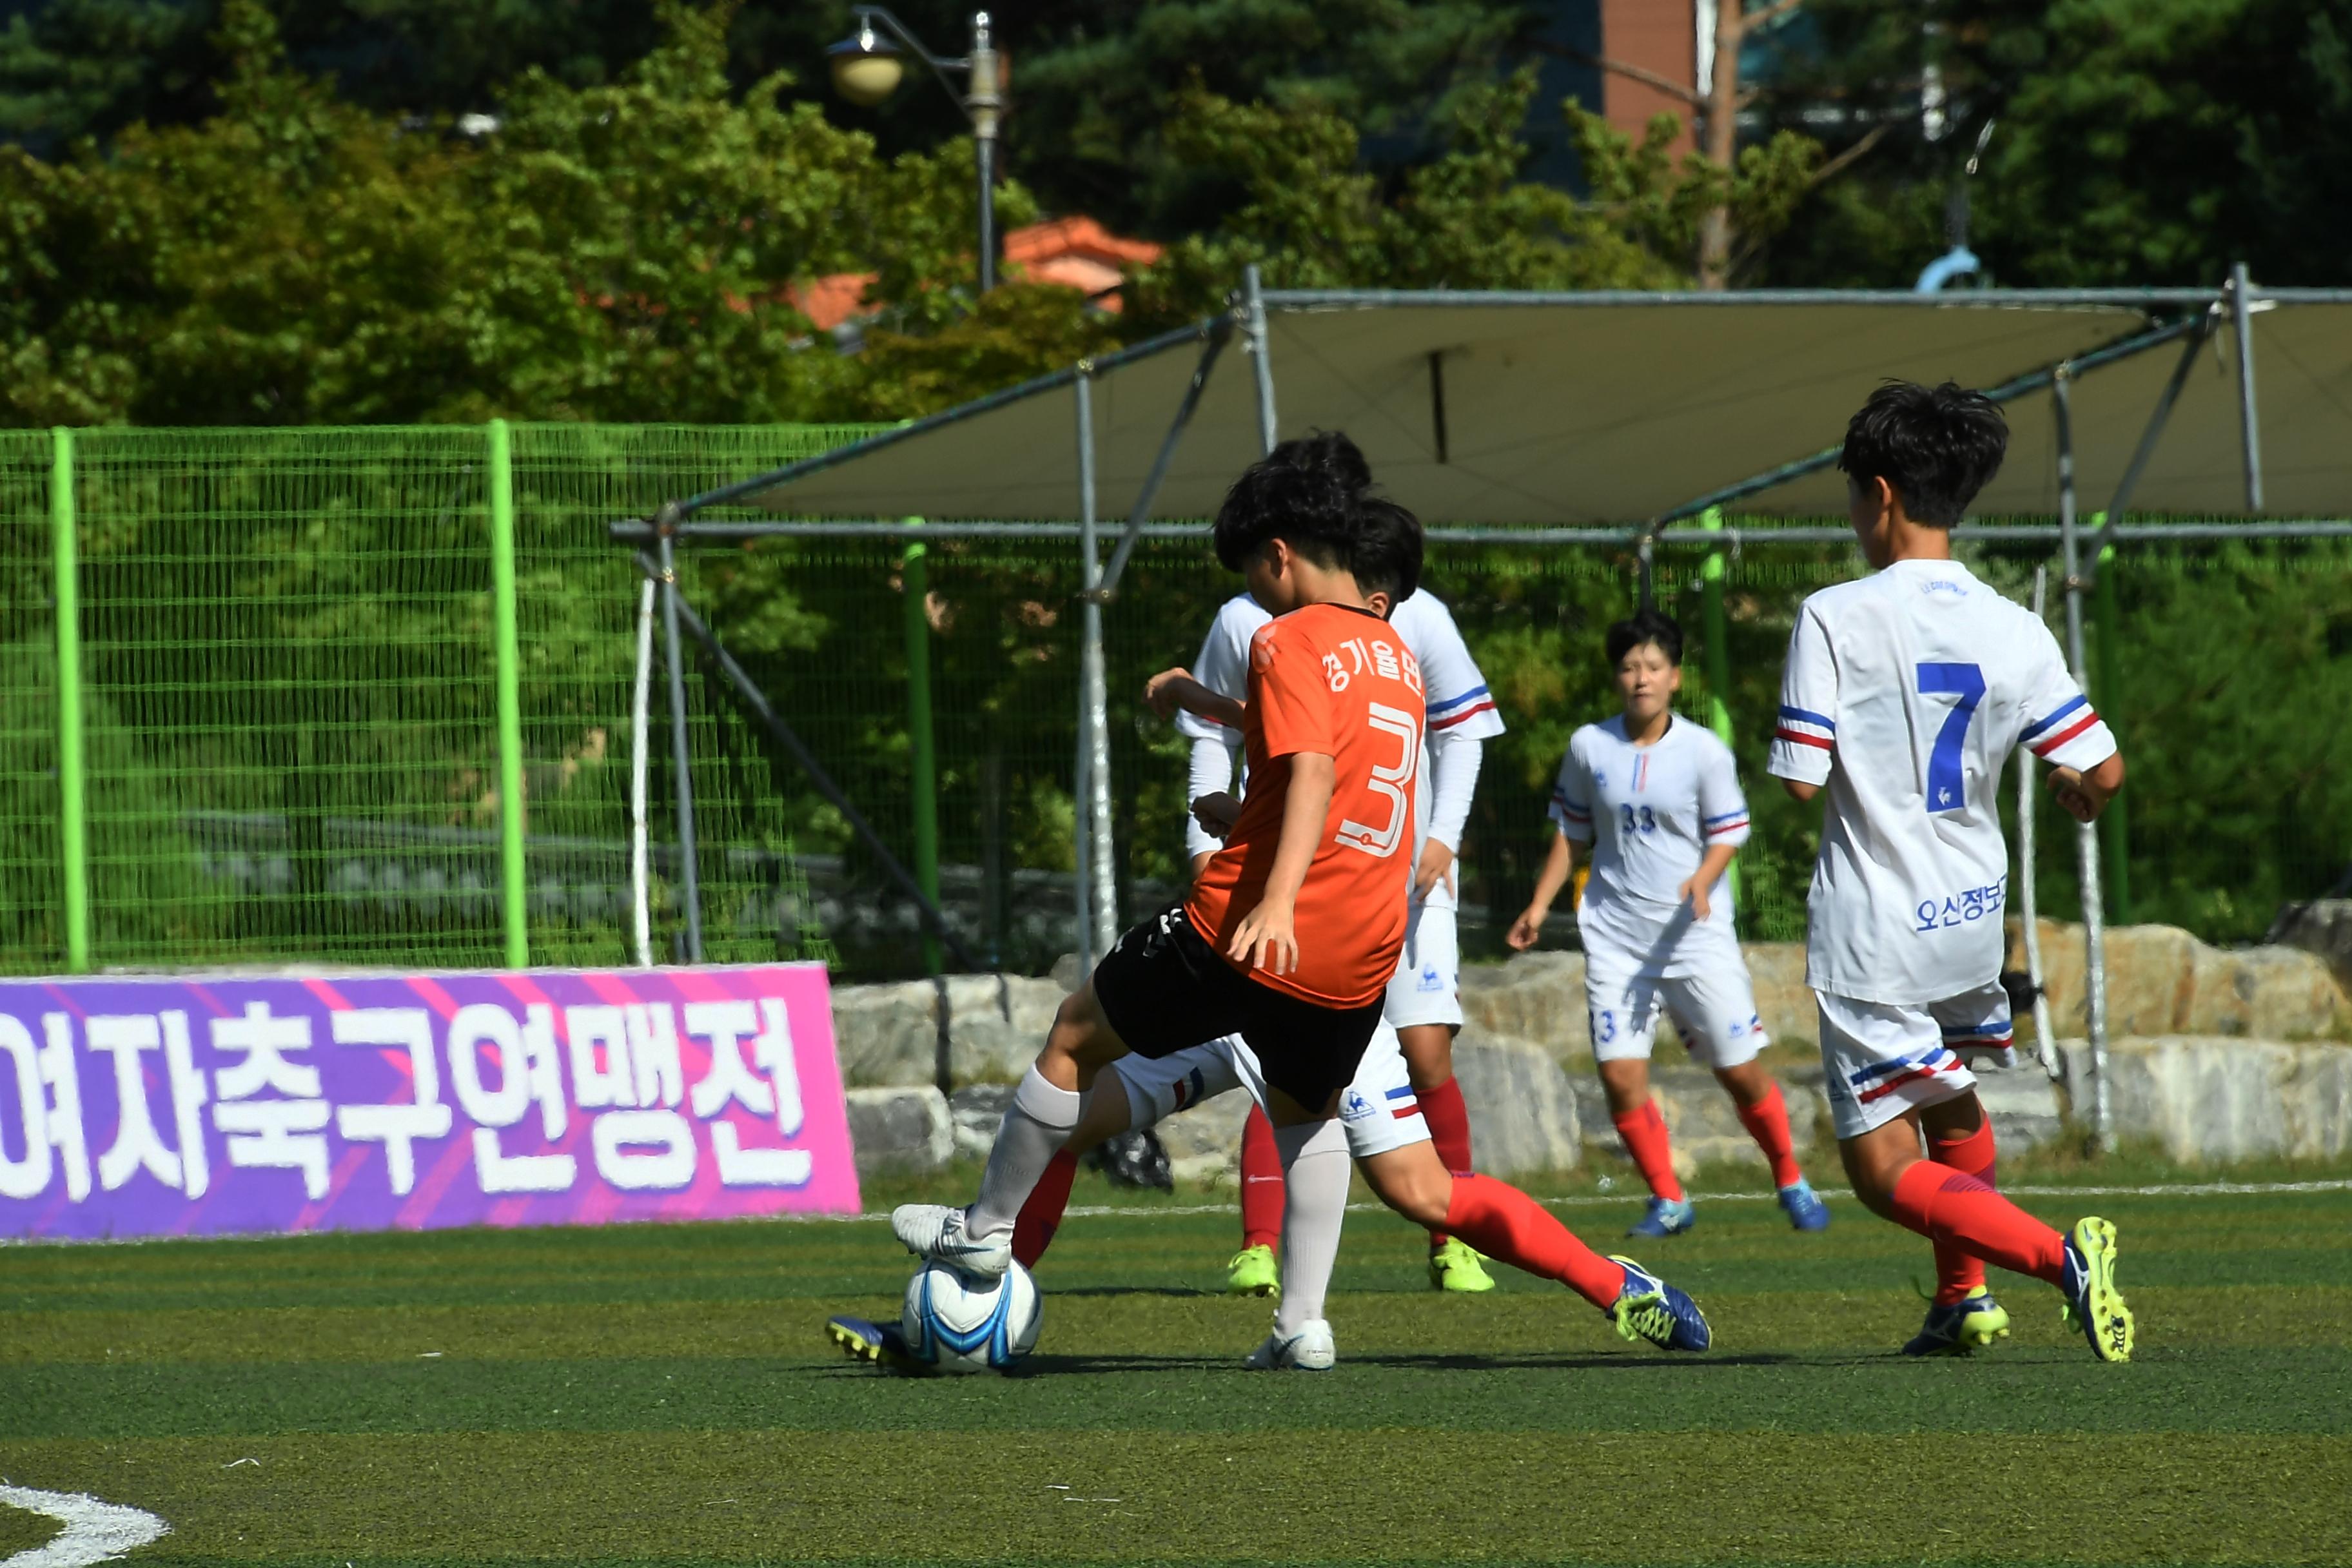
top-left (4, 422), bottom-right (2344, 981)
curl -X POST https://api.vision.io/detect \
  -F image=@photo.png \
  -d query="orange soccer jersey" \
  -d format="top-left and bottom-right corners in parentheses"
top-left (1184, 602), bottom-right (1427, 1007)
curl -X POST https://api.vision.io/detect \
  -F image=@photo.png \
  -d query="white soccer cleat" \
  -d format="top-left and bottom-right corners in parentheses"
top-left (890, 1204), bottom-right (1011, 1279)
top-left (1244, 1318), bottom-right (1336, 1371)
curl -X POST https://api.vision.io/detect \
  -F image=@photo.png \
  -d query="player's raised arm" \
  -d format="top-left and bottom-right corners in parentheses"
top-left (1769, 604), bottom-right (1838, 803)
top-left (2018, 619), bottom-right (2125, 823)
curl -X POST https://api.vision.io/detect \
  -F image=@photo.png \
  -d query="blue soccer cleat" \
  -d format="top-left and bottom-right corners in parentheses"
top-left (1777, 1179), bottom-right (1831, 1232)
top-left (2060, 1217), bottom-right (2135, 1363)
top-left (1902, 1288), bottom-right (2012, 1357)
top-left (1627, 1195), bottom-right (1696, 1238)
top-left (825, 1314), bottom-right (929, 1375)
top-left (1606, 1255), bottom-right (1711, 1352)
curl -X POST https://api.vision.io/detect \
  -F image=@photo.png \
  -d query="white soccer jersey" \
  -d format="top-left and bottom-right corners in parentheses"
top-left (1179, 590), bottom-right (1504, 908)
top-left (1766, 557), bottom-right (2117, 1005)
top-left (1548, 714), bottom-right (1750, 975)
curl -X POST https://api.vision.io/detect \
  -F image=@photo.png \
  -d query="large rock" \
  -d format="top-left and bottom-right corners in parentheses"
top-left (2057, 1035), bottom-right (2352, 1163)
top-left (1567, 1063), bottom-right (1825, 1181)
top-left (2014, 922), bottom-right (2352, 1043)
top-left (1455, 944), bottom-right (1816, 1067)
top-left (1152, 1087), bottom-right (1255, 1186)
top-left (829, 974), bottom-right (1066, 1088)
top-left (2273, 900), bottom-right (2352, 997)
top-left (844, 1086), bottom-right (954, 1174)
top-left (1453, 1035), bottom-right (1583, 1177)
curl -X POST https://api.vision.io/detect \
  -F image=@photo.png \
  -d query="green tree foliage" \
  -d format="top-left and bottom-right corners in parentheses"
top-left (1756, 0), bottom-right (2352, 288)
top-left (0, 0), bottom-right (1110, 427)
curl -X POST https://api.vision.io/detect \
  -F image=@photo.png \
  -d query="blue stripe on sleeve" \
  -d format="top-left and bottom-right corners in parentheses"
top-left (1778, 704), bottom-right (1836, 732)
top-left (2019, 694), bottom-right (2088, 740)
top-left (1426, 683), bottom-right (1490, 715)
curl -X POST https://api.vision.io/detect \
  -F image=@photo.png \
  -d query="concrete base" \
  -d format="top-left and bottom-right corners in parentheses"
top-left (2059, 1035), bottom-right (2352, 1162)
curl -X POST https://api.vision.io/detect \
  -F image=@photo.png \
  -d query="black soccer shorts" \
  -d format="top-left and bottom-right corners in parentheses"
top-left (1090, 902), bottom-right (1386, 1115)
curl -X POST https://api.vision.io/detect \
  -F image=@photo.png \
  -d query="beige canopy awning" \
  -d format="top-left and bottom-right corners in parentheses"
top-left (711, 288), bottom-right (2352, 526)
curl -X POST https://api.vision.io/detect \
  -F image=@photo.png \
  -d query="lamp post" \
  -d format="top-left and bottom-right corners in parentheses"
top-left (828, 8), bottom-right (1003, 293)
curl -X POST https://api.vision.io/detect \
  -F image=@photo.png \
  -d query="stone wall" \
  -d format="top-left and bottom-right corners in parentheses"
top-left (828, 925), bottom-right (2352, 1176)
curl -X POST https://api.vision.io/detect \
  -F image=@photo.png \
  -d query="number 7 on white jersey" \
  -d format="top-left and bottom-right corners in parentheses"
top-left (1336, 701), bottom-right (1420, 858)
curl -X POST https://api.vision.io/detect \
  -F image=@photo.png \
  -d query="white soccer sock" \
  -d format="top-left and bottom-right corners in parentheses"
top-left (966, 1064), bottom-right (1083, 1239)
top-left (1272, 1117), bottom-right (1351, 1338)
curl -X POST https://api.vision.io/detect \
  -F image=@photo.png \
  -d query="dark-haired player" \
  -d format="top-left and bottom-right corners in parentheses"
top-left (1177, 495), bottom-right (1508, 1297)
top-left (1508, 609), bottom-right (1829, 1239)
top-left (876, 431), bottom-right (1431, 1300)
top-left (1769, 380), bottom-right (2134, 1360)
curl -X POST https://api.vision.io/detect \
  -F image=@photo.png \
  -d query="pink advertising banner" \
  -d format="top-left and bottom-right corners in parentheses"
top-left (0, 963), bottom-right (858, 1240)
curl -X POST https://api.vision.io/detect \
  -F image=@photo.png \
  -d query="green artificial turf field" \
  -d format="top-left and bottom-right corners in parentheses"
top-left (5, 1167), bottom-right (2350, 1568)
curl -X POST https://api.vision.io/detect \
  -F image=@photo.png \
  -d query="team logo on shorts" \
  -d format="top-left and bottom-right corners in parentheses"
top-left (1339, 1088), bottom-right (1376, 1123)
top-left (1170, 1067), bottom-right (1207, 1110)
top-left (1417, 964), bottom-right (1443, 992)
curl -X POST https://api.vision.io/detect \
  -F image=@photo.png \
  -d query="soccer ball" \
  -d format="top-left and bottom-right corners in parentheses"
top-left (901, 1259), bottom-right (1042, 1373)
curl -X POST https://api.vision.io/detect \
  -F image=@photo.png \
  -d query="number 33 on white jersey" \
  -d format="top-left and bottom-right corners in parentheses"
top-left (1767, 558), bottom-right (2117, 1006)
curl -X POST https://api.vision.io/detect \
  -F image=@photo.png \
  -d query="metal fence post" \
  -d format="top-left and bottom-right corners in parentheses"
top-left (487, 419), bottom-right (529, 968)
top-left (1243, 264), bottom-right (1278, 456)
top-left (2017, 567), bottom-right (2063, 1079)
top-left (902, 518), bottom-right (943, 975)
top-left (656, 516), bottom-right (705, 963)
top-left (1698, 506), bottom-right (1740, 905)
top-left (50, 427), bottom-right (90, 974)
top-left (1075, 366), bottom-right (1117, 961)
top-left (2230, 262), bottom-right (2264, 511)
top-left (2092, 535), bottom-right (2131, 925)
top-left (2053, 369), bottom-right (2111, 1149)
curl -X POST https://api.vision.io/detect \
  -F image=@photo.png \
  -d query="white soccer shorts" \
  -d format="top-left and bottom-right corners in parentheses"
top-left (1815, 979), bottom-right (2012, 1140)
top-left (1382, 899), bottom-right (1463, 1031)
top-left (1111, 1021), bottom-right (1432, 1161)
top-left (1584, 943), bottom-right (1768, 1070)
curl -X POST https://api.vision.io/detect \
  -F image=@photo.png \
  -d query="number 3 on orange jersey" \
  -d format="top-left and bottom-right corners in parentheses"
top-left (1337, 701), bottom-right (1420, 858)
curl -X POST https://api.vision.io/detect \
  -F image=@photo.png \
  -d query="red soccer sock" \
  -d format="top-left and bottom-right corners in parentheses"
top-left (1926, 1121), bottom-right (1997, 1304)
top-left (1012, 1148), bottom-right (1079, 1269)
top-left (1239, 1104), bottom-right (1286, 1253)
top-left (1444, 1172), bottom-right (1627, 1311)
top-left (1889, 1159), bottom-right (2066, 1288)
top-left (1734, 1081), bottom-right (1805, 1190)
top-left (1611, 1100), bottom-right (1685, 1203)
top-left (1417, 1074), bottom-right (1475, 1248)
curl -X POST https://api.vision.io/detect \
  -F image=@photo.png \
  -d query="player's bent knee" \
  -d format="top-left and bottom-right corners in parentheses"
top-left (1361, 1145), bottom-right (1452, 1228)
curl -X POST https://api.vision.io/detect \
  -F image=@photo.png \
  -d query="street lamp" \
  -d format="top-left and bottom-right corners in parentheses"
top-left (828, 8), bottom-right (1004, 293)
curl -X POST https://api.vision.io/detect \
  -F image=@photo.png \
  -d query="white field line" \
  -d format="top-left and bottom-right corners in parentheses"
top-left (0, 1487), bottom-right (169, 1568)
top-left (810, 1175), bottom-right (2352, 1224)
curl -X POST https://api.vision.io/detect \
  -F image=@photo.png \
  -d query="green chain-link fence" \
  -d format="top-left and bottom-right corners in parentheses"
top-left (5, 422), bottom-right (2346, 979)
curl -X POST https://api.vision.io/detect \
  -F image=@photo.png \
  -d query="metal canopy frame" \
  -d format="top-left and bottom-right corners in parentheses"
top-left (613, 271), bottom-right (2352, 1149)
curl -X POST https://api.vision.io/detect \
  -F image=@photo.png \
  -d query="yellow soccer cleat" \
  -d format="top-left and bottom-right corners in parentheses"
top-left (1427, 1237), bottom-right (1498, 1293)
top-left (1901, 1287), bottom-right (2012, 1357)
top-left (2059, 1216), bottom-right (2136, 1364)
top-left (1226, 1243), bottom-right (1280, 1298)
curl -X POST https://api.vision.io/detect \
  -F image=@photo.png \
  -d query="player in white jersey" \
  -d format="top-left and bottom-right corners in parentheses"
top-left (1179, 502), bottom-right (1509, 1295)
top-left (1767, 380), bottom-right (2134, 1362)
top-left (1507, 609), bottom-right (1830, 1238)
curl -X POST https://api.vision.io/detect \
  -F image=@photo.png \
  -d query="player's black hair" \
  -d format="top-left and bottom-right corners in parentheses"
top-left (1211, 430), bottom-right (1367, 574)
top-left (1351, 496), bottom-right (1424, 609)
top-left (1837, 380), bottom-right (2009, 527)
top-left (1605, 607), bottom-right (1683, 667)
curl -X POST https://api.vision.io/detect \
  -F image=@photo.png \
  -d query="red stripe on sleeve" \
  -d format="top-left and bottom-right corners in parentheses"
top-left (1774, 726), bottom-right (1833, 751)
top-left (2029, 711), bottom-right (2100, 754)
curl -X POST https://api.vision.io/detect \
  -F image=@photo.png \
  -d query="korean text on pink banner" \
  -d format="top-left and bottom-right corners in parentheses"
top-left (0, 964), bottom-right (857, 1240)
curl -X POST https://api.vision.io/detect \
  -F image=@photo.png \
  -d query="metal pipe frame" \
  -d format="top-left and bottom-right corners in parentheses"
top-left (2052, 369), bottom-right (2112, 1148)
top-left (1260, 287), bottom-right (2257, 310)
top-left (674, 317), bottom-right (1230, 517)
top-left (613, 516), bottom-right (2352, 547)
top-left (2231, 262), bottom-right (2266, 511)
top-left (642, 553), bottom-right (990, 974)
top-left (1095, 318), bottom-right (1233, 600)
top-left (1074, 369), bottom-right (1119, 961)
top-left (1648, 311), bottom-right (2211, 528)
top-left (1244, 264), bottom-right (1279, 457)
top-left (2017, 567), bottom-right (2063, 1079)
top-left (653, 520), bottom-right (705, 963)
